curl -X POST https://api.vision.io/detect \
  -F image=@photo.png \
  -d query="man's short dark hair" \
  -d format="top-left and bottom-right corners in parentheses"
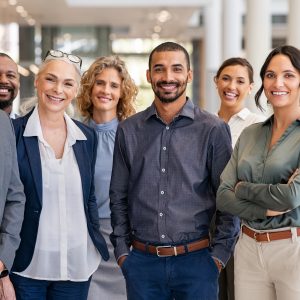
top-left (148, 42), bottom-right (190, 71)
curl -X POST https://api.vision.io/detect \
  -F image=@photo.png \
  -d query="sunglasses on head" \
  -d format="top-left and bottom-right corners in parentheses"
top-left (44, 49), bottom-right (82, 68)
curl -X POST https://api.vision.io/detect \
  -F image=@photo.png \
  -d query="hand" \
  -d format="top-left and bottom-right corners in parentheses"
top-left (288, 168), bottom-right (299, 184)
top-left (1, 277), bottom-right (16, 300)
top-left (234, 181), bottom-right (243, 192)
top-left (266, 209), bottom-right (290, 217)
top-left (117, 255), bottom-right (127, 268)
top-left (213, 258), bottom-right (222, 273)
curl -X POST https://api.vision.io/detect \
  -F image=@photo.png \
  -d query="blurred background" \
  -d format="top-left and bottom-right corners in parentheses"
top-left (0, 0), bottom-right (298, 115)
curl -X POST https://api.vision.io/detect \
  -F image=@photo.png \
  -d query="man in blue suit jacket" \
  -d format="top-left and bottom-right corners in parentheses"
top-left (0, 110), bottom-right (25, 298)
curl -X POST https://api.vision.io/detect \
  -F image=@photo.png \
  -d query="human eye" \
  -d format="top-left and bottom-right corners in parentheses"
top-left (284, 72), bottom-right (295, 78)
top-left (264, 72), bottom-right (274, 79)
top-left (65, 81), bottom-right (74, 87)
top-left (45, 76), bottom-right (55, 82)
top-left (173, 66), bottom-right (183, 72)
top-left (7, 73), bottom-right (16, 79)
top-left (221, 75), bottom-right (229, 81)
top-left (111, 83), bottom-right (120, 89)
top-left (95, 80), bottom-right (105, 86)
top-left (237, 79), bottom-right (245, 85)
top-left (153, 66), bottom-right (163, 73)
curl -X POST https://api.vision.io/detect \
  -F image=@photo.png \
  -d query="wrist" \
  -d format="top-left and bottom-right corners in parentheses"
top-left (213, 258), bottom-right (223, 272)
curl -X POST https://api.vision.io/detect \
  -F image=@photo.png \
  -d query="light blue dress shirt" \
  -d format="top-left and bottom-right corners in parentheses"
top-left (89, 118), bottom-right (118, 219)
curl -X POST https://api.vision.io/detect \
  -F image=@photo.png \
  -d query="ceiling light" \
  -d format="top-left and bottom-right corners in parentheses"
top-left (151, 33), bottom-right (160, 40)
top-left (18, 65), bottom-right (30, 77)
top-left (16, 5), bottom-right (25, 14)
top-left (157, 10), bottom-right (171, 23)
top-left (154, 25), bottom-right (162, 33)
top-left (20, 11), bottom-right (28, 18)
top-left (8, 0), bottom-right (18, 5)
top-left (27, 18), bottom-right (36, 26)
top-left (29, 64), bottom-right (39, 75)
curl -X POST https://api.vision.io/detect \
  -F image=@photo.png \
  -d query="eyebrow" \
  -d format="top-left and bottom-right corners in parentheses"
top-left (266, 69), bottom-right (297, 73)
top-left (153, 63), bottom-right (184, 68)
top-left (45, 72), bottom-right (76, 82)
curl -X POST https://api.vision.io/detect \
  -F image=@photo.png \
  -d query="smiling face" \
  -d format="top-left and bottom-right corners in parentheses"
top-left (35, 59), bottom-right (79, 115)
top-left (263, 54), bottom-right (300, 111)
top-left (91, 67), bottom-right (122, 118)
top-left (0, 56), bottom-right (20, 112)
top-left (215, 64), bottom-right (253, 111)
top-left (146, 50), bottom-right (192, 104)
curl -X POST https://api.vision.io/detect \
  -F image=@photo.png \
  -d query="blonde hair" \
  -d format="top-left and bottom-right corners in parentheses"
top-left (36, 57), bottom-right (81, 89)
top-left (77, 56), bottom-right (137, 121)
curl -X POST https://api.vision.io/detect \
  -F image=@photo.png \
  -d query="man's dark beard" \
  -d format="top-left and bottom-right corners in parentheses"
top-left (0, 99), bottom-right (13, 110)
top-left (153, 79), bottom-right (188, 103)
top-left (154, 88), bottom-right (185, 103)
top-left (0, 86), bottom-right (15, 110)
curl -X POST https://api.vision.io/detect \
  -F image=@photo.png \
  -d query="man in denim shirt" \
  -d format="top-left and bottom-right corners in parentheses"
top-left (110, 42), bottom-right (240, 300)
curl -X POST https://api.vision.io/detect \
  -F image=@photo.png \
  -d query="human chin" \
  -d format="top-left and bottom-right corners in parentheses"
top-left (156, 90), bottom-right (184, 104)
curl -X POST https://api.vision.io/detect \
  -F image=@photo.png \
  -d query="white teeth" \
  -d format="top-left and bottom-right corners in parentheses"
top-left (0, 89), bottom-right (9, 93)
top-left (48, 95), bottom-right (63, 102)
top-left (272, 91), bottom-right (288, 95)
top-left (161, 85), bottom-right (176, 90)
top-left (225, 92), bottom-right (237, 97)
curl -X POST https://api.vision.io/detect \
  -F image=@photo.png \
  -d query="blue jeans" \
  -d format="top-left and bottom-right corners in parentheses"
top-left (121, 248), bottom-right (219, 300)
top-left (10, 273), bottom-right (91, 300)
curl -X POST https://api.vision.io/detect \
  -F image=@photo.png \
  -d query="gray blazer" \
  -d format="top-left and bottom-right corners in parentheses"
top-left (0, 110), bottom-right (25, 270)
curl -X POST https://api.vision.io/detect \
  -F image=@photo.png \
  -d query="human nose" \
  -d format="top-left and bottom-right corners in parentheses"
top-left (273, 75), bottom-right (284, 87)
top-left (161, 69), bottom-right (174, 81)
top-left (54, 82), bottom-right (64, 93)
top-left (227, 80), bottom-right (237, 90)
top-left (103, 83), bottom-right (111, 94)
top-left (0, 74), bottom-right (9, 84)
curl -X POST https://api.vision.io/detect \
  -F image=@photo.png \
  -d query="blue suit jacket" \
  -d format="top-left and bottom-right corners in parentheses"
top-left (12, 109), bottom-right (109, 272)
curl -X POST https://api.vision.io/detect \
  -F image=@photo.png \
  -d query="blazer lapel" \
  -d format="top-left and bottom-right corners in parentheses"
top-left (73, 141), bottom-right (89, 203)
top-left (24, 136), bottom-right (43, 205)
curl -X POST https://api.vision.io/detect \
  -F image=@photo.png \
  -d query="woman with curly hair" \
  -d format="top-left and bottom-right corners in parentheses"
top-left (77, 55), bottom-right (137, 300)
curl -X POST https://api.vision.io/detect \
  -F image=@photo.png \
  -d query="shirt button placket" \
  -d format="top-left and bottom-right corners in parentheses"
top-left (158, 124), bottom-right (170, 243)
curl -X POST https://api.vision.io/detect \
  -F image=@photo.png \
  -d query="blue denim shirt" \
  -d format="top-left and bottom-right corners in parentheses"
top-left (110, 99), bottom-right (240, 265)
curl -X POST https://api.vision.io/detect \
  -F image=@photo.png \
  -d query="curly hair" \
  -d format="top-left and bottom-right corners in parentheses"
top-left (77, 56), bottom-right (137, 121)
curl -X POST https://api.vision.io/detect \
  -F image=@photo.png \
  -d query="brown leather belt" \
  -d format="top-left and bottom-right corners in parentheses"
top-left (132, 238), bottom-right (210, 257)
top-left (242, 226), bottom-right (300, 242)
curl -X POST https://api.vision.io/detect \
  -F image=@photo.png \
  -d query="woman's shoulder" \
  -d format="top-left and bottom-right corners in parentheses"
top-left (72, 118), bottom-right (95, 136)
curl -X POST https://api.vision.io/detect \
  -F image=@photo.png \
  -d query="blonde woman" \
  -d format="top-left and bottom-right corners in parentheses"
top-left (10, 50), bottom-right (109, 300)
top-left (77, 55), bottom-right (137, 300)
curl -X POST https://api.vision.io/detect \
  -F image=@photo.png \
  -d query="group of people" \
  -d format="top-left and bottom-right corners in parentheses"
top-left (0, 41), bottom-right (300, 300)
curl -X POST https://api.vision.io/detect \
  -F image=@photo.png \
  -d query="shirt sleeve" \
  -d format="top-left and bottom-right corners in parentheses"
top-left (209, 122), bottom-right (240, 265)
top-left (235, 172), bottom-right (300, 211)
top-left (109, 126), bottom-right (131, 260)
top-left (0, 118), bottom-right (26, 270)
top-left (216, 138), bottom-right (267, 221)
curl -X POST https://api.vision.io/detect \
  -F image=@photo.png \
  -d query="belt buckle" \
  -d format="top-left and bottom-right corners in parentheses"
top-left (254, 232), bottom-right (271, 242)
top-left (156, 245), bottom-right (177, 257)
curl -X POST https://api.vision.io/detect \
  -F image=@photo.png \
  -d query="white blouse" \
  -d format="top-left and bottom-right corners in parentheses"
top-left (16, 106), bottom-right (101, 281)
top-left (226, 108), bottom-right (265, 147)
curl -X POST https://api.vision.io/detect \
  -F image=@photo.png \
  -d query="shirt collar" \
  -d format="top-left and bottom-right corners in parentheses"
top-left (234, 107), bottom-right (251, 121)
top-left (145, 97), bottom-right (195, 121)
top-left (24, 105), bottom-right (87, 146)
top-left (262, 114), bottom-right (300, 127)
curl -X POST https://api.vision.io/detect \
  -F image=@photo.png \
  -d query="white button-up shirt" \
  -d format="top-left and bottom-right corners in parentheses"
top-left (17, 106), bottom-right (101, 281)
top-left (224, 108), bottom-right (265, 147)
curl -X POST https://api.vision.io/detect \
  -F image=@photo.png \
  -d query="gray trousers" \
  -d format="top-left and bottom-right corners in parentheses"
top-left (88, 218), bottom-right (126, 300)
